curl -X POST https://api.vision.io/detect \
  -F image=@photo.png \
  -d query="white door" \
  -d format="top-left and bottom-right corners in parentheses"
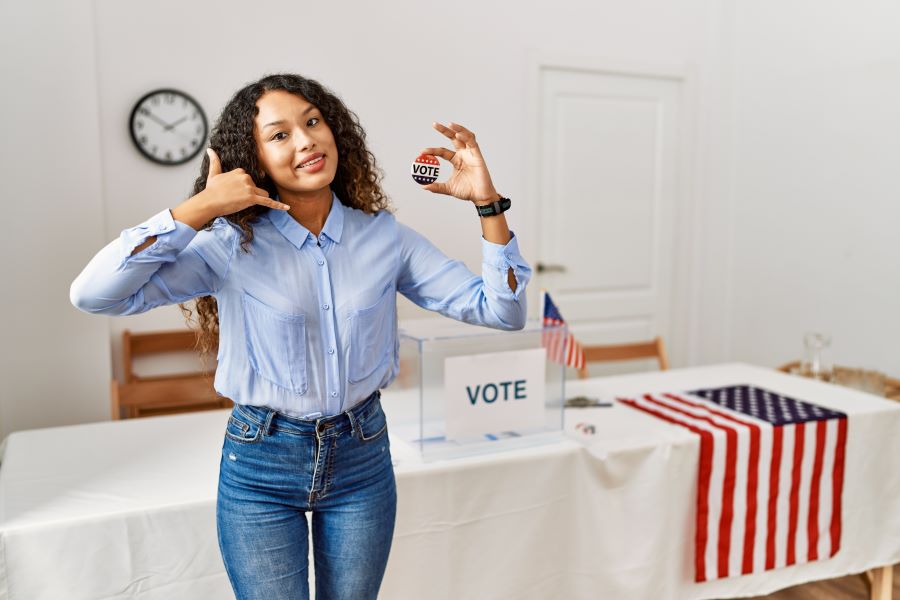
top-left (532, 62), bottom-right (689, 374)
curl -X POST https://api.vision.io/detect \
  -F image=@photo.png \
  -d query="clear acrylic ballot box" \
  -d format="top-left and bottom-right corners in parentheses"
top-left (387, 317), bottom-right (566, 461)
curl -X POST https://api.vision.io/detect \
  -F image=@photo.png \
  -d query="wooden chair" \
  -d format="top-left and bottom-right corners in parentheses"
top-left (110, 329), bottom-right (232, 420)
top-left (577, 336), bottom-right (669, 379)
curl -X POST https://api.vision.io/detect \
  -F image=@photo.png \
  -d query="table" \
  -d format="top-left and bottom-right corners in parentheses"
top-left (558, 363), bottom-right (899, 600)
top-left (1, 363), bottom-right (897, 599)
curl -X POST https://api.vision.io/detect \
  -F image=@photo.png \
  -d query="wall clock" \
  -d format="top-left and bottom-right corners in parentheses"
top-left (129, 88), bottom-right (208, 166)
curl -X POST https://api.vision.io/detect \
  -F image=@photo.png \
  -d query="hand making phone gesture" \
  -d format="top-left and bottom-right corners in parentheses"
top-left (168, 148), bottom-right (291, 232)
top-left (201, 148), bottom-right (290, 216)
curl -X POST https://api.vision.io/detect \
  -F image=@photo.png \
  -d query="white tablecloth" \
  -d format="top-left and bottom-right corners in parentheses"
top-left (1, 363), bottom-right (898, 599)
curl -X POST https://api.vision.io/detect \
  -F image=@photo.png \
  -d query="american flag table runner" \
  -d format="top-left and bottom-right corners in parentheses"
top-left (618, 385), bottom-right (848, 582)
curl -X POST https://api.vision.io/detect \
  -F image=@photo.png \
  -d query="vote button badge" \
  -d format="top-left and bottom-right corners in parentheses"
top-left (411, 154), bottom-right (440, 185)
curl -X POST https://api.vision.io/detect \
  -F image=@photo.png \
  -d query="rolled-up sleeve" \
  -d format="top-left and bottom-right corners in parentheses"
top-left (70, 209), bottom-right (236, 315)
top-left (396, 222), bottom-right (532, 330)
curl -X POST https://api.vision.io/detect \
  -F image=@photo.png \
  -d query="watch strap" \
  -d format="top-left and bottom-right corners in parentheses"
top-left (475, 196), bottom-right (511, 217)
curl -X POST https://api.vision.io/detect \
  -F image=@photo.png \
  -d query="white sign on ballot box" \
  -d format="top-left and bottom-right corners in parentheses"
top-left (443, 347), bottom-right (547, 439)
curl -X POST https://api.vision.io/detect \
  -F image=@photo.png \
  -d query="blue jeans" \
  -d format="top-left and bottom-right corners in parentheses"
top-left (216, 390), bottom-right (397, 600)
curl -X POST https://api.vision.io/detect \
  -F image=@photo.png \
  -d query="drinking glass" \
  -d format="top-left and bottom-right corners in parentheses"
top-left (801, 332), bottom-right (832, 381)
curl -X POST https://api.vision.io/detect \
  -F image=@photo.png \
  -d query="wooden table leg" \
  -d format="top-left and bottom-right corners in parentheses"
top-left (860, 565), bottom-right (893, 600)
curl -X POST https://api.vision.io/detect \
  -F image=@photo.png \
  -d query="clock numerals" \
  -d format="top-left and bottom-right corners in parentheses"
top-left (131, 89), bottom-right (207, 165)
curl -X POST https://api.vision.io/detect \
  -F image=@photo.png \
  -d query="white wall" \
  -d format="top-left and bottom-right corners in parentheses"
top-left (0, 0), bottom-right (111, 436)
top-left (724, 2), bottom-right (900, 373)
top-left (2, 0), bottom-right (895, 438)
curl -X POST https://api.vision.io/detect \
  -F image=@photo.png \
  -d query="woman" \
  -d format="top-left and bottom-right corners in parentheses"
top-left (70, 73), bottom-right (531, 600)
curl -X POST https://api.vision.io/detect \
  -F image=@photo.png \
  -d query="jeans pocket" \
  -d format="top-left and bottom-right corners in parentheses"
top-left (348, 285), bottom-right (395, 384)
top-left (224, 411), bottom-right (263, 445)
top-left (357, 403), bottom-right (388, 443)
top-left (242, 292), bottom-right (308, 394)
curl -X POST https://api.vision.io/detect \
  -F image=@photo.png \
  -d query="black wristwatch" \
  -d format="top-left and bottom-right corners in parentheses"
top-left (475, 195), bottom-right (511, 217)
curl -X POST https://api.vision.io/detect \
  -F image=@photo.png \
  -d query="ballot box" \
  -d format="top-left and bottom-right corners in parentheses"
top-left (387, 318), bottom-right (566, 461)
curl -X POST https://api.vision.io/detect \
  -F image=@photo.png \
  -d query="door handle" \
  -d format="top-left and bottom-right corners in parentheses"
top-left (536, 262), bottom-right (566, 273)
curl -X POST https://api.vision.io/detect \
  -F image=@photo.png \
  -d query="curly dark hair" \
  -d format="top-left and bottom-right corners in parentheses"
top-left (178, 73), bottom-right (393, 364)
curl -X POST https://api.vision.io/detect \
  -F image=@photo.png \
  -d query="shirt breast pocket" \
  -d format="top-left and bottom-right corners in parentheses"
top-left (242, 292), bottom-right (308, 394)
top-left (348, 284), bottom-right (395, 384)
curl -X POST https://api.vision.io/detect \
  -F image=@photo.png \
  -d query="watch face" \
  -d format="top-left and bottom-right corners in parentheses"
top-left (129, 89), bottom-right (208, 166)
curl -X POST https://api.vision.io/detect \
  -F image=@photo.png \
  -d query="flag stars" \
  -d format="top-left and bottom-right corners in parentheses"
top-left (685, 384), bottom-right (848, 425)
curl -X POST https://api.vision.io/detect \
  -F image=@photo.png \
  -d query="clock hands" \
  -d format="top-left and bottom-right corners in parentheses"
top-left (163, 116), bottom-right (187, 131)
top-left (144, 110), bottom-right (188, 132)
top-left (144, 111), bottom-right (170, 129)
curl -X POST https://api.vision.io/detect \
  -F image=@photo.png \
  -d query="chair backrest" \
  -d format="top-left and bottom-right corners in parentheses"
top-left (577, 336), bottom-right (669, 379)
top-left (113, 329), bottom-right (228, 419)
top-left (122, 329), bottom-right (203, 383)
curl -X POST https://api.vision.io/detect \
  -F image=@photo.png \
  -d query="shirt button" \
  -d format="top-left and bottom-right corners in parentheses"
top-left (322, 304), bottom-right (330, 310)
top-left (328, 348), bottom-right (335, 354)
top-left (319, 234), bottom-right (326, 241)
top-left (331, 391), bottom-right (338, 397)
top-left (317, 259), bottom-right (324, 266)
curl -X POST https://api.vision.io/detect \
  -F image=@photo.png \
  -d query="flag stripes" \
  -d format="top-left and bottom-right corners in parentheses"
top-left (541, 291), bottom-right (585, 370)
top-left (618, 387), bottom-right (847, 582)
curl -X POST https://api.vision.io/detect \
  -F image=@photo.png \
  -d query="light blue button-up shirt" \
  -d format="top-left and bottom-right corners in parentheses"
top-left (70, 191), bottom-right (532, 418)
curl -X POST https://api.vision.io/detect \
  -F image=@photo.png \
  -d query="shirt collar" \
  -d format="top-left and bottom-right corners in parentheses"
top-left (267, 190), bottom-right (345, 250)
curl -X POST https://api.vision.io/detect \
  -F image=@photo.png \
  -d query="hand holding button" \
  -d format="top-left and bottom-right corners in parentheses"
top-left (416, 122), bottom-right (500, 205)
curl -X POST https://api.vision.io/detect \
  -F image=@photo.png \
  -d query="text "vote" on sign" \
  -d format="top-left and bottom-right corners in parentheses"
top-left (466, 380), bottom-right (527, 405)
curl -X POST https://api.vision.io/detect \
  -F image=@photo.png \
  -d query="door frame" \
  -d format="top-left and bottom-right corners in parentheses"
top-left (524, 50), bottom-right (701, 367)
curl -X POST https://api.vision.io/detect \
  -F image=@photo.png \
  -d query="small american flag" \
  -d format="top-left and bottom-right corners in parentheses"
top-left (618, 385), bottom-right (847, 582)
top-left (541, 291), bottom-right (584, 370)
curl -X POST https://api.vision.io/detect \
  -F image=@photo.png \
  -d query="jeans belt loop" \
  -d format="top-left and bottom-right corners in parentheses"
top-left (263, 409), bottom-right (277, 436)
top-left (346, 408), bottom-right (359, 439)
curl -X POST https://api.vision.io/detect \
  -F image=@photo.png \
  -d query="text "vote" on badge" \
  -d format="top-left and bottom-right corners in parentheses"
top-left (412, 164), bottom-right (439, 177)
